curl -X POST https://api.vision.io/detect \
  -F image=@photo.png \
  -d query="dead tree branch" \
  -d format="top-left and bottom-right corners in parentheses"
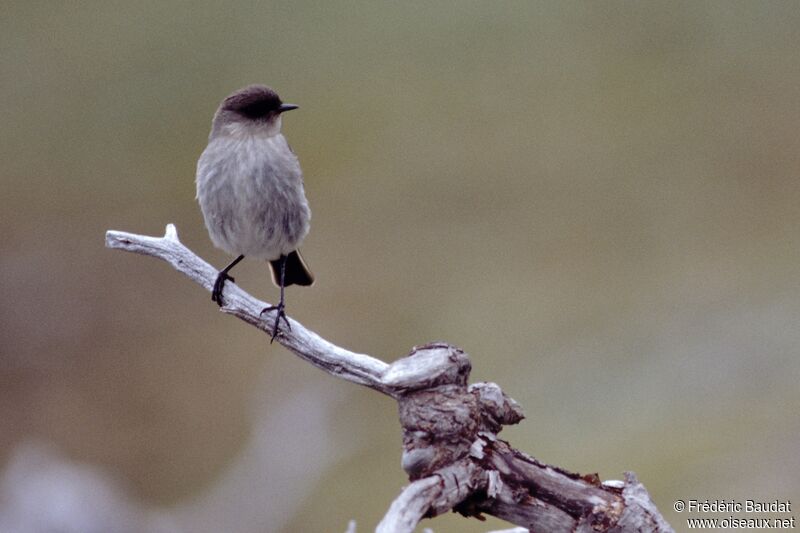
top-left (106, 224), bottom-right (673, 533)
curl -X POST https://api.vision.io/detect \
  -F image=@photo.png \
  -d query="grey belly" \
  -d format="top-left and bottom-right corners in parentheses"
top-left (199, 168), bottom-right (310, 260)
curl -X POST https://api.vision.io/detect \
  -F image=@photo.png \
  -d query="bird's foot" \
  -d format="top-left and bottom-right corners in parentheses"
top-left (261, 302), bottom-right (291, 343)
top-left (211, 271), bottom-right (235, 306)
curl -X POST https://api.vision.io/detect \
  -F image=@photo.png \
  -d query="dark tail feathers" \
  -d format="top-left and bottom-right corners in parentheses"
top-left (269, 250), bottom-right (314, 287)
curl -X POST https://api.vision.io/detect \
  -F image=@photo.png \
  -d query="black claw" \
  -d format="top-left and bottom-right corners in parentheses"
top-left (211, 271), bottom-right (235, 306)
top-left (260, 254), bottom-right (291, 343)
top-left (212, 255), bottom-right (245, 307)
top-left (261, 303), bottom-right (290, 342)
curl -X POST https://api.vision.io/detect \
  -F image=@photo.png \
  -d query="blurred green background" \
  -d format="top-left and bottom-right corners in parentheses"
top-left (2, 1), bottom-right (799, 531)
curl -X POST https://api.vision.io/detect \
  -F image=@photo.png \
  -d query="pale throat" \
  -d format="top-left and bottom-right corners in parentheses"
top-left (223, 115), bottom-right (283, 139)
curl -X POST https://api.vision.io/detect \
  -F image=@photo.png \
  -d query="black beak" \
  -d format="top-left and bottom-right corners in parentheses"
top-left (279, 103), bottom-right (299, 113)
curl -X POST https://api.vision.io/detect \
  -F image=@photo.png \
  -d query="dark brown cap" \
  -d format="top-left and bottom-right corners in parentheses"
top-left (220, 85), bottom-right (297, 119)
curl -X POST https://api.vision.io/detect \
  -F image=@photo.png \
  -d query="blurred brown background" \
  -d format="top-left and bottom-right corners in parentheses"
top-left (1, 2), bottom-right (798, 531)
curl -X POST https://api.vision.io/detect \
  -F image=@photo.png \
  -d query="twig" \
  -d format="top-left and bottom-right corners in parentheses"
top-left (105, 225), bottom-right (391, 394)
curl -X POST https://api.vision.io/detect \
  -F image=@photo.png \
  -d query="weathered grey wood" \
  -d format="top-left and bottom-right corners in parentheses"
top-left (377, 461), bottom-right (481, 533)
top-left (611, 472), bottom-right (675, 532)
top-left (106, 225), bottom-right (673, 533)
top-left (105, 225), bottom-right (392, 394)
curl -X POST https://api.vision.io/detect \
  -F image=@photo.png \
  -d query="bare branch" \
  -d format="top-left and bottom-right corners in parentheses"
top-left (106, 225), bottom-right (673, 533)
top-left (377, 461), bottom-right (483, 533)
top-left (376, 476), bottom-right (441, 533)
top-left (106, 225), bottom-right (392, 394)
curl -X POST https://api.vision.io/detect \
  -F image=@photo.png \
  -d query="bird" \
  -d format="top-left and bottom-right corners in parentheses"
top-left (196, 85), bottom-right (313, 340)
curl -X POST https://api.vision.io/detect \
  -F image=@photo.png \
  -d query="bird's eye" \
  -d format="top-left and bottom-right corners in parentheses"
top-left (239, 100), bottom-right (275, 119)
top-left (239, 99), bottom-right (281, 119)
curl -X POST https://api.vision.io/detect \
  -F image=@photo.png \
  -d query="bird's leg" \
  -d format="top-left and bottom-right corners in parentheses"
top-left (261, 255), bottom-right (291, 342)
top-left (212, 254), bottom-right (244, 306)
